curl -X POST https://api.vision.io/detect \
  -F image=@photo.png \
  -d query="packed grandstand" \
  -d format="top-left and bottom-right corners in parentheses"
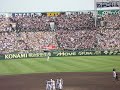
top-left (0, 10), bottom-right (120, 54)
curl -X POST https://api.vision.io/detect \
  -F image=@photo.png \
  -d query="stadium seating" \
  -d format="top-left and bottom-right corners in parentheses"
top-left (0, 11), bottom-right (120, 54)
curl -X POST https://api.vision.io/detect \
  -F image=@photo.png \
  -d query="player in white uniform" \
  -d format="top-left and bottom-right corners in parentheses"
top-left (113, 68), bottom-right (119, 81)
top-left (51, 79), bottom-right (56, 90)
top-left (47, 54), bottom-right (50, 61)
top-left (113, 68), bottom-right (116, 79)
top-left (58, 78), bottom-right (63, 90)
top-left (56, 79), bottom-right (59, 90)
top-left (46, 80), bottom-right (52, 90)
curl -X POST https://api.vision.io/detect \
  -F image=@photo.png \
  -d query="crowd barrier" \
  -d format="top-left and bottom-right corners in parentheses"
top-left (0, 50), bottom-right (120, 60)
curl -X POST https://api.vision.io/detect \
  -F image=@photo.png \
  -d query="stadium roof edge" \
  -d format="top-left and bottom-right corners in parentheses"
top-left (0, 9), bottom-right (95, 13)
top-left (0, 9), bottom-right (120, 13)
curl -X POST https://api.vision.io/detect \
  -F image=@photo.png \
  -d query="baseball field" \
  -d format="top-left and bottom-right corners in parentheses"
top-left (0, 56), bottom-right (120, 90)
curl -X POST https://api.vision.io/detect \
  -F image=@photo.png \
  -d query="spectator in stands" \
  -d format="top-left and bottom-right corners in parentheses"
top-left (0, 12), bottom-right (120, 54)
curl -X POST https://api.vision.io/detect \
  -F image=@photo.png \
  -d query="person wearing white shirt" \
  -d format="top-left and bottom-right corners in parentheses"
top-left (113, 68), bottom-right (116, 79)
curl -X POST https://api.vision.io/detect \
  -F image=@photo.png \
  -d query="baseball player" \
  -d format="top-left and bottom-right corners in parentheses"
top-left (56, 79), bottom-right (59, 90)
top-left (113, 68), bottom-right (116, 78)
top-left (46, 80), bottom-right (52, 90)
top-left (47, 54), bottom-right (50, 61)
top-left (58, 78), bottom-right (63, 90)
top-left (46, 80), bottom-right (49, 90)
top-left (51, 79), bottom-right (56, 90)
top-left (113, 68), bottom-right (119, 81)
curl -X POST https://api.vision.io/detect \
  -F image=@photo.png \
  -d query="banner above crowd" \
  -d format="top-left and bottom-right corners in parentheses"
top-left (96, 0), bottom-right (120, 8)
top-left (7, 9), bottom-right (120, 18)
top-left (47, 12), bottom-right (60, 16)
top-left (98, 9), bottom-right (120, 15)
top-left (12, 12), bottom-right (65, 17)
top-left (12, 13), bottom-right (42, 17)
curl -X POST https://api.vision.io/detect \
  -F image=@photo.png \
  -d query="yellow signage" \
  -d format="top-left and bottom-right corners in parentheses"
top-left (47, 12), bottom-right (60, 16)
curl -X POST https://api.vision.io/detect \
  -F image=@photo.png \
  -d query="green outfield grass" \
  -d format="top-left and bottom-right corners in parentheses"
top-left (0, 56), bottom-right (120, 75)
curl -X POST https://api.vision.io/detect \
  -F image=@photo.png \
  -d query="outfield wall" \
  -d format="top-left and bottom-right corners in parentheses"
top-left (0, 50), bottom-right (120, 60)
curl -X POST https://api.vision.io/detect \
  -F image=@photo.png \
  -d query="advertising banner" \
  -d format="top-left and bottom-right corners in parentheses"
top-left (96, 0), bottom-right (120, 8)
top-left (98, 9), bottom-right (120, 15)
top-left (0, 50), bottom-right (119, 60)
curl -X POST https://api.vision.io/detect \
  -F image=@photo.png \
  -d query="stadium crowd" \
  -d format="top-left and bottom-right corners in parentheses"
top-left (0, 11), bottom-right (120, 54)
top-left (0, 15), bottom-right (13, 32)
top-left (56, 30), bottom-right (97, 50)
top-left (0, 31), bottom-right (58, 54)
top-left (102, 14), bottom-right (120, 29)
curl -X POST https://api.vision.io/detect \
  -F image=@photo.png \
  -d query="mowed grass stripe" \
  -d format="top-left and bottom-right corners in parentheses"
top-left (77, 56), bottom-right (119, 71)
top-left (0, 61), bottom-right (11, 74)
top-left (59, 56), bottom-right (120, 72)
top-left (51, 57), bottom-right (110, 72)
top-left (84, 56), bottom-right (120, 71)
top-left (54, 57), bottom-right (93, 71)
top-left (62, 57), bottom-right (106, 70)
top-left (0, 61), bottom-right (18, 75)
top-left (79, 56), bottom-right (119, 66)
top-left (0, 60), bottom-right (35, 75)
top-left (20, 58), bottom-right (59, 73)
top-left (69, 57), bottom-right (108, 72)
top-left (54, 57), bottom-right (95, 71)
top-left (41, 58), bottom-right (75, 72)
top-left (0, 56), bottom-right (119, 75)
top-left (1, 60), bottom-right (25, 74)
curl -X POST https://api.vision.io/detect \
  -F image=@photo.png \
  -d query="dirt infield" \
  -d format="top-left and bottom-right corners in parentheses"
top-left (0, 72), bottom-right (120, 90)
